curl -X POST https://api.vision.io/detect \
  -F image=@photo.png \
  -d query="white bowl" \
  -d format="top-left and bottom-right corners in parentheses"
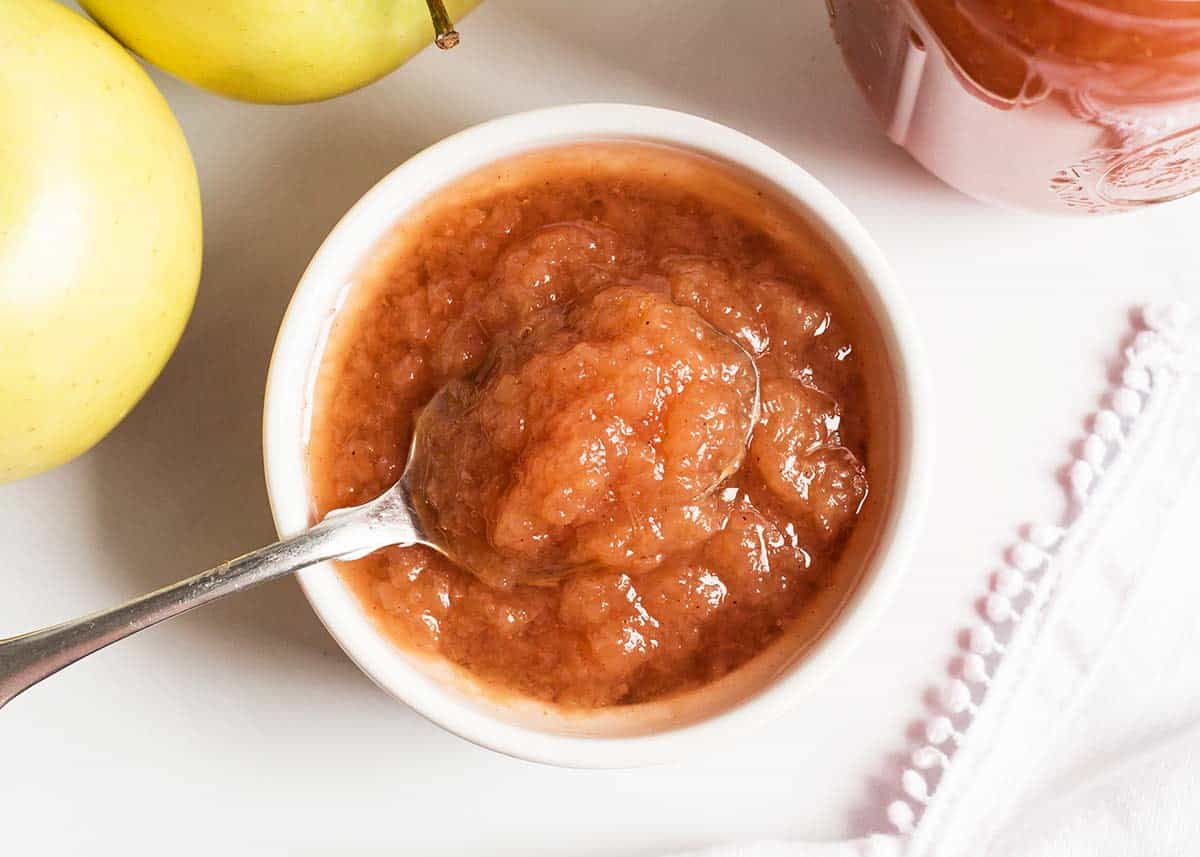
top-left (263, 103), bottom-right (932, 768)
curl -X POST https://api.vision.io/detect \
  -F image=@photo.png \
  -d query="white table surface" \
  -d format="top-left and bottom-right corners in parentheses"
top-left (5, 1), bottom-right (1200, 853)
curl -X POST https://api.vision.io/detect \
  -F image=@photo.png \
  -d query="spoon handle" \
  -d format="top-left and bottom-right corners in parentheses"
top-left (0, 489), bottom-right (414, 711)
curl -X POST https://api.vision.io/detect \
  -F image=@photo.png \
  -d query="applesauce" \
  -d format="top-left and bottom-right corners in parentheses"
top-left (309, 143), bottom-right (897, 707)
top-left (830, 0), bottom-right (1200, 211)
top-left (410, 285), bottom-right (761, 590)
top-left (914, 0), bottom-right (1200, 106)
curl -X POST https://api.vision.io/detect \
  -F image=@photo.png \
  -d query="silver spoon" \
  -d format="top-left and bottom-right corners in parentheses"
top-left (0, 469), bottom-right (424, 711)
top-left (0, 327), bottom-right (759, 711)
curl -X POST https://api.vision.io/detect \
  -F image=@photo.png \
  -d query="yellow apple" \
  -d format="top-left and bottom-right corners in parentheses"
top-left (0, 0), bottom-right (202, 483)
top-left (79, 0), bottom-right (481, 104)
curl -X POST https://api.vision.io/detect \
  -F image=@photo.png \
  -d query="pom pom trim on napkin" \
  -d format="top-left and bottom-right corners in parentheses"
top-left (883, 302), bottom-right (1198, 844)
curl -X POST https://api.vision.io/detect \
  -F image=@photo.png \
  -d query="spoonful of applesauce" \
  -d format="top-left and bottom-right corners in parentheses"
top-left (0, 286), bottom-right (759, 709)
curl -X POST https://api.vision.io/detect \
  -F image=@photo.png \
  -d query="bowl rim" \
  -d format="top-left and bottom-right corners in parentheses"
top-left (263, 102), bottom-right (933, 768)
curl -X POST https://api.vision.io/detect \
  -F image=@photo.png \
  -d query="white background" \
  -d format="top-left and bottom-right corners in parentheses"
top-left (4, 1), bottom-right (1199, 852)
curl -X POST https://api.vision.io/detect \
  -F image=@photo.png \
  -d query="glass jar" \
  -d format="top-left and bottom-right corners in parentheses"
top-left (829, 0), bottom-right (1200, 213)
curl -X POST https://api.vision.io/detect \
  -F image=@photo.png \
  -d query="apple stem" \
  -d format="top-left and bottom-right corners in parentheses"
top-left (425, 0), bottom-right (461, 50)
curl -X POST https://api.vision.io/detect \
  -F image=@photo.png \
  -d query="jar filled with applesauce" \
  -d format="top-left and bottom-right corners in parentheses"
top-left (828, 0), bottom-right (1200, 213)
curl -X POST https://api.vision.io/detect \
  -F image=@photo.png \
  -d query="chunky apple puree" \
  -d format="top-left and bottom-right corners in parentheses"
top-left (309, 143), bottom-right (896, 707)
top-left (409, 285), bottom-right (760, 590)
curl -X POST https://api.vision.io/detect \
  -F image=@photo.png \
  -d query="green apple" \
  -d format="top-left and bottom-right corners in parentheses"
top-left (79, 0), bottom-right (481, 104)
top-left (0, 0), bottom-right (202, 483)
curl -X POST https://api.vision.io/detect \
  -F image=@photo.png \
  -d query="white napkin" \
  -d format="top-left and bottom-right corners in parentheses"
top-left (671, 304), bottom-right (1200, 857)
top-left (985, 727), bottom-right (1200, 857)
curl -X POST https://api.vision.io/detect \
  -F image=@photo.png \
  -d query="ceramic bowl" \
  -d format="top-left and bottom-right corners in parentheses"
top-left (263, 103), bottom-right (932, 768)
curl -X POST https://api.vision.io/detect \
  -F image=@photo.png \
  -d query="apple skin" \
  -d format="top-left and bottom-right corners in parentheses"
top-left (79, 0), bottom-right (481, 104)
top-left (0, 0), bottom-right (202, 483)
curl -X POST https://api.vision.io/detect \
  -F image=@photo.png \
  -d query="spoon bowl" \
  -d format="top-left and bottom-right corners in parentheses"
top-left (406, 308), bottom-right (763, 587)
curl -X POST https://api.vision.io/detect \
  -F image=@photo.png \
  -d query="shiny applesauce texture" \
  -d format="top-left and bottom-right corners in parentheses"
top-left (409, 284), bottom-right (761, 590)
top-left (309, 143), bottom-right (893, 707)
